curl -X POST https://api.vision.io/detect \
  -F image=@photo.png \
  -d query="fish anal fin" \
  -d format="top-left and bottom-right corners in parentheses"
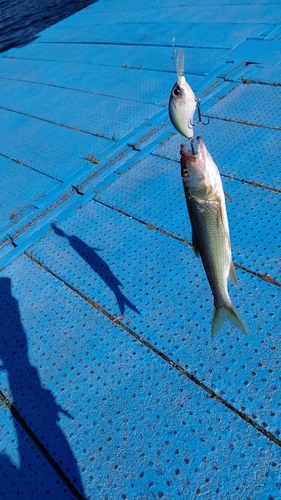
top-left (228, 261), bottom-right (238, 286)
top-left (192, 229), bottom-right (200, 257)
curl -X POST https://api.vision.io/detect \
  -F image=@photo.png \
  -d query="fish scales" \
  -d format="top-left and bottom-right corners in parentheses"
top-left (180, 137), bottom-right (247, 337)
top-left (186, 196), bottom-right (230, 308)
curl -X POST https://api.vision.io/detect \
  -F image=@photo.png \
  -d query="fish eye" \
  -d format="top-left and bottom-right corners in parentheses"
top-left (173, 86), bottom-right (180, 97)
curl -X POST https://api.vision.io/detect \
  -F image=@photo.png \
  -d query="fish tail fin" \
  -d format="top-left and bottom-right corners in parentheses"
top-left (211, 303), bottom-right (248, 338)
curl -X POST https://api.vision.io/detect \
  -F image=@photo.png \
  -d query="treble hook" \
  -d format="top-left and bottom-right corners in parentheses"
top-left (191, 98), bottom-right (210, 127)
top-left (190, 137), bottom-right (195, 155)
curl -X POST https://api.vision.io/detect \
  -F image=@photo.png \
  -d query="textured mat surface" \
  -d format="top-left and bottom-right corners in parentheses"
top-left (0, 0), bottom-right (281, 496)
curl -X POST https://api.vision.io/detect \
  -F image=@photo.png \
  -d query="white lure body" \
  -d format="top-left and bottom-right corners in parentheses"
top-left (168, 50), bottom-right (197, 139)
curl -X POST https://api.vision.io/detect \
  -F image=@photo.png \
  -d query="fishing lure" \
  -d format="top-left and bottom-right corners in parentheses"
top-left (169, 49), bottom-right (209, 152)
top-left (169, 50), bottom-right (197, 140)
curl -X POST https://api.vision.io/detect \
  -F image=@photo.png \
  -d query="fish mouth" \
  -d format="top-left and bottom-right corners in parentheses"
top-left (196, 136), bottom-right (204, 149)
top-left (196, 136), bottom-right (208, 163)
top-left (180, 136), bottom-right (205, 161)
top-left (180, 143), bottom-right (197, 161)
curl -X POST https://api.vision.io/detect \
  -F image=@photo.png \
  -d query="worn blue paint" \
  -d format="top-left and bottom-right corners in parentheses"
top-left (0, 239), bottom-right (12, 260)
top-left (0, 155), bottom-right (57, 233)
top-left (0, 0), bottom-right (281, 496)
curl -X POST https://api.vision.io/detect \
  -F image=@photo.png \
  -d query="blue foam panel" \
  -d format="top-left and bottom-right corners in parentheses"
top-left (37, 3), bottom-right (279, 27)
top-left (0, 239), bottom-right (12, 260)
top-left (0, 78), bottom-right (162, 142)
top-left (26, 199), bottom-right (281, 438)
top-left (36, 21), bottom-right (269, 50)
top-left (3, 42), bottom-right (229, 77)
top-left (97, 152), bottom-right (281, 283)
top-left (223, 39), bottom-right (281, 65)
top-left (249, 64), bottom-right (281, 85)
top-left (153, 119), bottom-right (281, 190)
top-left (206, 82), bottom-right (281, 129)
top-left (0, 58), bottom-right (205, 105)
top-left (0, 1), bottom-right (281, 497)
top-left (0, 254), bottom-right (280, 498)
top-left (0, 407), bottom-right (76, 499)
top-left (0, 108), bottom-right (113, 182)
top-left (0, 155), bottom-right (58, 234)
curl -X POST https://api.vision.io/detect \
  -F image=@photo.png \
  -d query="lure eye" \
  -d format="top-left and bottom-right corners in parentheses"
top-left (173, 86), bottom-right (180, 97)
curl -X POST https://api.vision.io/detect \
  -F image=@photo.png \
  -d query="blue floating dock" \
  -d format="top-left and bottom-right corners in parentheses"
top-left (0, 0), bottom-right (281, 498)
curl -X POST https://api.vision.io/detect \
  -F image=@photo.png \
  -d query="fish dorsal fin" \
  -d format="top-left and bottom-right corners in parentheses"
top-left (228, 261), bottom-right (238, 286)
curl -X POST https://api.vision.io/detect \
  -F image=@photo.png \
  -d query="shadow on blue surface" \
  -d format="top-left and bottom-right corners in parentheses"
top-left (0, 277), bottom-right (85, 498)
top-left (52, 223), bottom-right (140, 316)
top-left (0, 0), bottom-right (98, 53)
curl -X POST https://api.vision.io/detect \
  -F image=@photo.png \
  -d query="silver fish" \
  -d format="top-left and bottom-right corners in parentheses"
top-left (169, 50), bottom-right (197, 140)
top-left (180, 137), bottom-right (247, 337)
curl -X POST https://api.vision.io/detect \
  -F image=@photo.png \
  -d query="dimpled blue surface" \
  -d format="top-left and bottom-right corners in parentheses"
top-left (0, 408), bottom-right (74, 499)
top-left (153, 119), bottom-right (281, 190)
top-left (222, 39), bottom-right (281, 65)
top-left (37, 21), bottom-right (269, 50)
top-left (0, 253), bottom-right (281, 499)
top-left (0, 78), bottom-right (162, 140)
top-left (28, 200), bottom-right (281, 433)
top-left (0, 107), bottom-right (113, 181)
top-left (0, 154), bottom-right (58, 233)
top-left (0, 58), bottom-right (204, 105)
top-left (207, 83), bottom-right (281, 128)
top-left (97, 155), bottom-right (281, 282)
top-left (4, 43), bottom-right (228, 76)
top-left (0, 0), bottom-right (281, 497)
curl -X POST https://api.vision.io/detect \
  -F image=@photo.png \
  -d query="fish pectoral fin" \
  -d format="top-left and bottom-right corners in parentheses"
top-left (224, 190), bottom-right (232, 202)
top-left (215, 195), bottom-right (224, 229)
top-left (214, 196), bottom-right (231, 249)
top-left (228, 261), bottom-right (238, 286)
top-left (192, 229), bottom-right (200, 257)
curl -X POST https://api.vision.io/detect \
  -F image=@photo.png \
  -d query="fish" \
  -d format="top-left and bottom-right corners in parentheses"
top-left (180, 137), bottom-right (247, 337)
top-left (168, 49), bottom-right (197, 140)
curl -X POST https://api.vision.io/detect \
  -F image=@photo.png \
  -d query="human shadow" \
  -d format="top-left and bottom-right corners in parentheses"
top-left (0, 277), bottom-right (85, 499)
top-left (0, 0), bottom-right (98, 53)
top-left (52, 223), bottom-right (140, 317)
